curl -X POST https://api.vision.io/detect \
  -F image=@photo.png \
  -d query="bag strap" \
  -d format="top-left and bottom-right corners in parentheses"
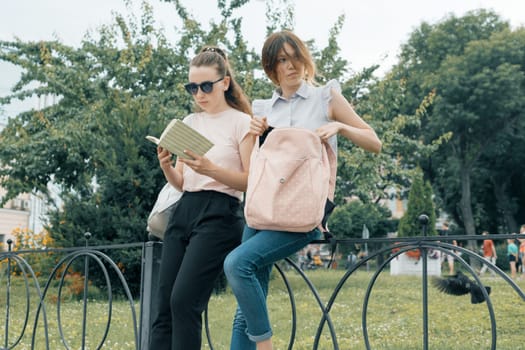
top-left (323, 231), bottom-right (337, 269)
top-left (258, 126), bottom-right (274, 147)
top-left (323, 141), bottom-right (337, 202)
top-left (320, 141), bottom-right (337, 269)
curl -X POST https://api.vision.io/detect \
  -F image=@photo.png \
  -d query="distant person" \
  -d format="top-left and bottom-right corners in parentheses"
top-left (519, 225), bottom-right (525, 277)
top-left (346, 252), bottom-right (358, 269)
top-left (440, 221), bottom-right (450, 236)
top-left (306, 249), bottom-right (313, 261)
top-left (439, 222), bottom-right (459, 275)
top-left (445, 240), bottom-right (459, 275)
top-left (507, 238), bottom-right (518, 279)
top-left (300, 249), bottom-right (314, 270)
top-left (479, 231), bottom-right (497, 276)
top-left (313, 254), bottom-right (323, 267)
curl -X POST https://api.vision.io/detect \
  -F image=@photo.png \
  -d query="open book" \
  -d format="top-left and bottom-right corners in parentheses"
top-left (146, 119), bottom-right (214, 160)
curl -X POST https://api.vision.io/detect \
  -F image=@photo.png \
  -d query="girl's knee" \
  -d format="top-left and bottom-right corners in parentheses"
top-left (170, 291), bottom-right (190, 314)
top-left (224, 253), bottom-right (237, 278)
top-left (224, 251), bottom-right (251, 281)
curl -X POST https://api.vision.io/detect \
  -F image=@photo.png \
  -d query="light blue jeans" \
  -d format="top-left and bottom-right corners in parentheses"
top-left (224, 225), bottom-right (321, 350)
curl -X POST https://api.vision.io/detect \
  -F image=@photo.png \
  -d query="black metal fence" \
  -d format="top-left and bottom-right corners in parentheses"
top-left (1, 220), bottom-right (525, 349)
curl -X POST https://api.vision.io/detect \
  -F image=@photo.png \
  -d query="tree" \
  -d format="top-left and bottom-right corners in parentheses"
top-left (329, 201), bottom-right (393, 239)
top-left (0, 0), bottom-right (261, 295)
top-left (0, 0), bottom-right (449, 294)
top-left (398, 168), bottom-right (437, 237)
top-left (427, 27), bottom-right (525, 236)
top-left (328, 200), bottom-right (395, 258)
top-left (392, 10), bottom-right (525, 238)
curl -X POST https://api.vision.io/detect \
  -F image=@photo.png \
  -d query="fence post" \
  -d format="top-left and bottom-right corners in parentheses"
top-left (139, 240), bottom-right (163, 350)
top-left (419, 214), bottom-right (430, 350)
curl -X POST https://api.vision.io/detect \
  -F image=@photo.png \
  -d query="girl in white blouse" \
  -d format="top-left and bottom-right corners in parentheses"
top-left (224, 31), bottom-right (381, 350)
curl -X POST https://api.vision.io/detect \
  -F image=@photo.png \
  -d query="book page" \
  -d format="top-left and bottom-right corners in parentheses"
top-left (145, 135), bottom-right (160, 144)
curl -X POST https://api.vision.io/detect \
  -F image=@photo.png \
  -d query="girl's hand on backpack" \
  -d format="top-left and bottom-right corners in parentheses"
top-left (316, 122), bottom-right (341, 140)
top-left (249, 116), bottom-right (268, 136)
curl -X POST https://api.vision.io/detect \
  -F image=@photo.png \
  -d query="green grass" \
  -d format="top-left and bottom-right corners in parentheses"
top-left (206, 268), bottom-right (525, 350)
top-left (2, 268), bottom-right (525, 349)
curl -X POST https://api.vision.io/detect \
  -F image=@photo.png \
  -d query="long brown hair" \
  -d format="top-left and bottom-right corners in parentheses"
top-left (261, 30), bottom-right (316, 86)
top-left (190, 46), bottom-right (252, 115)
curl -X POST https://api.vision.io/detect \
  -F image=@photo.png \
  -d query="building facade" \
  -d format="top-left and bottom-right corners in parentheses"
top-left (0, 116), bottom-right (49, 248)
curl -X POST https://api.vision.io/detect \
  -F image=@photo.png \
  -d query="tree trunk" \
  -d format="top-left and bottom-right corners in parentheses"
top-left (459, 166), bottom-right (476, 237)
top-left (459, 165), bottom-right (480, 269)
top-left (492, 179), bottom-right (518, 233)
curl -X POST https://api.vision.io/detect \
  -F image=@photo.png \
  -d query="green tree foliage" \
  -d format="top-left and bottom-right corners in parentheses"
top-left (398, 168), bottom-right (437, 237)
top-left (0, 1), bottom-right (261, 295)
top-left (391, 9), bottom-right (525, 237)
top-left (429, 27), bottom-right (525, 234)
top-left (0, 0), bottom-right (446, 294)
top-left (346, 72), bottom-right (450, 206)
top-left (328, 200), bottom-right (396, 256)
top-left (329, 200), bottom-right (393, 239)
top-left (395, 9), bottom-right (508, 113)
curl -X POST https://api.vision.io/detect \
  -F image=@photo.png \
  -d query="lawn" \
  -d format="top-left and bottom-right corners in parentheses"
top-left (2, 267), bottom-right (525, 349)
top-left (205, 267), bottom-right (525, 350)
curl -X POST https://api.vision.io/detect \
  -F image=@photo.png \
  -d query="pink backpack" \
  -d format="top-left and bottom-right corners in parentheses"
top-left (244, 127), bottom-right (336, 232)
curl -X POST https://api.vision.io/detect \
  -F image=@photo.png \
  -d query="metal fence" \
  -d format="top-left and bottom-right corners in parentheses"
top-left (1, 219), bottom-right (525, 349)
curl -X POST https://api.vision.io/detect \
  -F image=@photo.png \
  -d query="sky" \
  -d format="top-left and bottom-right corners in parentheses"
top-left (1, 0), bottom-right (525, 118)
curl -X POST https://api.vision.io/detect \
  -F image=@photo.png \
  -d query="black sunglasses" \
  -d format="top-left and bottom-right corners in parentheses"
top-left (184, 77), bottom-right (224, 95)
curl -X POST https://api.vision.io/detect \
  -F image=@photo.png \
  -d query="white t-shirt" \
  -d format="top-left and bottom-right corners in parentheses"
top-left (181, 108), bottom-right (251, 200)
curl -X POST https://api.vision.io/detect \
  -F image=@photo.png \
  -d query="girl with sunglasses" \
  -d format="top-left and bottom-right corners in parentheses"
top-left (224, 30), bottom-right (382, 350)
top-left (149, 46), bottom-right (254, 350)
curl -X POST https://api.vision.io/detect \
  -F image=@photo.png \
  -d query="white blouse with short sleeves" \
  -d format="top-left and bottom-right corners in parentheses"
top-left (251, 79), bottom-right (340, 155)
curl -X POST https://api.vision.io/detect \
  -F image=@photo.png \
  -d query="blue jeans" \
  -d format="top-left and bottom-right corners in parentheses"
top-left (224, 225), bottom-right (321, 349)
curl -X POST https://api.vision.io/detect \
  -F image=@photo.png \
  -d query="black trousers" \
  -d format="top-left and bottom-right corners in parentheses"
top-left (149, 190), bottom-right (244, 350)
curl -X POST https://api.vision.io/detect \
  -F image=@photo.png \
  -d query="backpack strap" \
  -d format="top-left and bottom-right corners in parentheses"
top-left (320, 142), bottom-right (337, 231)
top-left (321, 142), bottom-right (338, 269)
top-left (324, 141), bottom-right (337, 202)
top-left (258, 126), bottom-right (275, 147)
top-left (323, 230), bottom-right (338, 269)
